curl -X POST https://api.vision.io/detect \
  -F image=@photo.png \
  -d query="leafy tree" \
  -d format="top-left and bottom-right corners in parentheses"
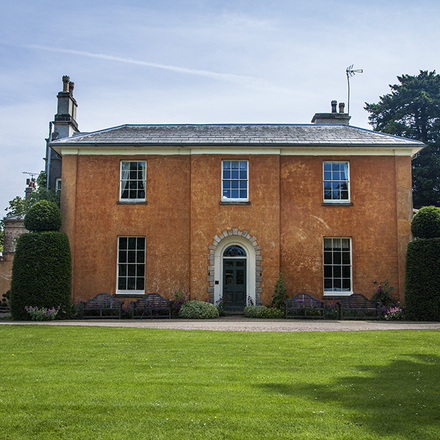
top-left (0, 223), bottom-right (3, 252)
top-left (365, 71), bottom-right (440, 208)
top-left (4, 171), bottom-right (59, 219)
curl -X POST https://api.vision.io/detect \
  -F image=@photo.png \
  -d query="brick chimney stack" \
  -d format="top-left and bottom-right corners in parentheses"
top-left (311, 100), bottom-right (350, 125)
top-left (53, 75), bottom-right (79, 140)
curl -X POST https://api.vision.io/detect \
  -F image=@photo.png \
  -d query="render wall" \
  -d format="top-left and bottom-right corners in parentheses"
top-left (61, 153), bottom-right (412, 303)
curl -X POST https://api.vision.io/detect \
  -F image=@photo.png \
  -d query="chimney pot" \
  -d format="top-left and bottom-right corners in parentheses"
top-left (62, 75), bottom-right (70, 92)
top-left (331, 100), bottom-right (337, 113)
top-left (69, 81), bottom-right (75, 97)
top-left (339, 102), bottom-right (345, 113)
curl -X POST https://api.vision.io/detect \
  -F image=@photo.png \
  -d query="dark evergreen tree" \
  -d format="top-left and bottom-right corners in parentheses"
top-left (365, 71), bottom-right (440, 208)
top-left (405, 206), bottom-right (440, 320)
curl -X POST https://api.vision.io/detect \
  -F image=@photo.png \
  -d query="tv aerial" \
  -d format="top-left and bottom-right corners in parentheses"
top-left (346, 64), bottom-right (363, 116)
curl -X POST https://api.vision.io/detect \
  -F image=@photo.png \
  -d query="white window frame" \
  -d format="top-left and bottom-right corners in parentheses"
top-left (55, 178), bottom-right (62, 194)
top-left (120, 161), bottom-right (146, 202)
top-left (323, 161), bottom-right (350, 203)
top-left (221, 160), bottom-right (249, 202)
top-left (116, 236), bottom-right (146, 295)
top-left (323, 237), bottom-right (352, 296)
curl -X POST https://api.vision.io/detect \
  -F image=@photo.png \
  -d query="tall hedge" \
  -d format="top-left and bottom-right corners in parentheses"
top-left (24, 200), bottom-right (62, 232)
top-left (405, 206), bottom-right (440, 321)
top-left (10, 201), bottom-right (71, 320)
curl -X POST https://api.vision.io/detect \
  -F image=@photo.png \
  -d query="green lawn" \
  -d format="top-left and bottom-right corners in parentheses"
top-left (1, 326), bottom-right (439, 439)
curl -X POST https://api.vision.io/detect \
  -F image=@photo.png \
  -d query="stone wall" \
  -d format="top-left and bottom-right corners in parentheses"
top-left (0, 217), bottom-right (27, 298)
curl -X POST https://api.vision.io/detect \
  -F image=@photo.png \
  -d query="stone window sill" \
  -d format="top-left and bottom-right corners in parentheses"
top-left (322, 202), bottom-right (353, 207)
top-left (117, 201), bottom-right (148, 205)
top-left (219, 201), bottom-right (251, 205)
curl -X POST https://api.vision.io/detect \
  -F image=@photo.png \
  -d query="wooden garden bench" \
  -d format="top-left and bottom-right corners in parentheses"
top-left (81, 293), bottom-right (124, 319)
top-left (131, 293), bottom-right (172, 319)
top-left (338, 293), bottom-right (381, 320)
top-left (285, 293), bottom-right (326, 319)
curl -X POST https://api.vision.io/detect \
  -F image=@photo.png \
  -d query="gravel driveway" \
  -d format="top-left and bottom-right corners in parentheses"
top-left (1, 316), bottom-right (439, 332)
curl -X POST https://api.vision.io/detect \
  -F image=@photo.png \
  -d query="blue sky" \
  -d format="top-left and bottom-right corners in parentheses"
top-left (1, 0), bottom-right (439, 214)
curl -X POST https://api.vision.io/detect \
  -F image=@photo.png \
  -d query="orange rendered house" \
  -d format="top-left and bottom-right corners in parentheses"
top-left (50, 83), bottom-right (423, 310)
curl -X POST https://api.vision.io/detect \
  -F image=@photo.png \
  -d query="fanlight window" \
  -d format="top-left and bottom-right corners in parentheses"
top-left (223, 245), bottom-right (247, 257)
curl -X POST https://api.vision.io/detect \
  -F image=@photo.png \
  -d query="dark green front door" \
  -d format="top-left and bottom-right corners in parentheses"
top-left (223, 259), bottom-right (246, 310)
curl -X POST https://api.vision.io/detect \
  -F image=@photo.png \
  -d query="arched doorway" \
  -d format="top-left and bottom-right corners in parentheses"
top-left (222, 245), bottom-right (247, 310)
top-left (208, 229), bottom-right (262, 310)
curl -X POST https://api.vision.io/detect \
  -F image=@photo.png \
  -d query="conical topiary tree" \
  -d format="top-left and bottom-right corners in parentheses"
top-left (10, 201), bottom-right (71, 320)
top-left (405, 206), bottom-right (440, 320)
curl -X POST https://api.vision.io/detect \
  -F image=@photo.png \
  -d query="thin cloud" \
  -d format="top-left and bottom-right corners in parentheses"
top-left (26, 44), bottom-right (264, 87)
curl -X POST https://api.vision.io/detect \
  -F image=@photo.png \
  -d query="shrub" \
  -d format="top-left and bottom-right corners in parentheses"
top-left (215, 296), bottom-right (227, 316)
top-left (405, 238), bottom-right (440, 321)
top-left (372, 279), bottom-right (396, 307)
top-left (171, 290), bottom-right (188, 318)
top-left (271, 272), bottom-right (288, 309)
top-left (259, 307), bottom-right (284, 319)
top-left (411, 206), bottom-right (440, 239)
top-left (24, 200), bottom-right (62, 232)
top-left (178, 300), bottom-right (219, 319)
top-left (25, 305), bottom-right (60, 321)
top-left (10, 231), bottom-right (72, 320)
top-left (382, 303), bottom-right (405, 321)
top-left (244, 305), bottom-right (267, 318)
top-left (244, 305), bottom-right (284, 319)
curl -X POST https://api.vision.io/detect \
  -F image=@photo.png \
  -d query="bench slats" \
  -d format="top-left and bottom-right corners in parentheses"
top-left (81, 293), bottom-right (123, 319)
top-left (131, 293), bottom-right (172, 319)
top-left (285, 293), bottom-right (326, 319)
top-left (338, 294), bottom-right (381, 320)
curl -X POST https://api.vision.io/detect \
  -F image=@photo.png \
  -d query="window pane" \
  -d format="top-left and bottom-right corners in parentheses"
top-left (128, 251), bottom-right (136, 263)
top-left (136, 278), bottom-right (145, 291)
top-left (118, 278), bottom-right (126, 290)
top-left (118, 264), bottom-right (126, 277)
top-left (128, 277), bottom-right (136, 290)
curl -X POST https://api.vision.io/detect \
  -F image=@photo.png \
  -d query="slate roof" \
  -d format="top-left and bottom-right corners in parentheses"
top-left (50, 124), bottom-right (425, 149)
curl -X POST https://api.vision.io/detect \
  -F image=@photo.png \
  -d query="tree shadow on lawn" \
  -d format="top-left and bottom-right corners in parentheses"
top-left (258, 354), bottom-right (440, 437)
